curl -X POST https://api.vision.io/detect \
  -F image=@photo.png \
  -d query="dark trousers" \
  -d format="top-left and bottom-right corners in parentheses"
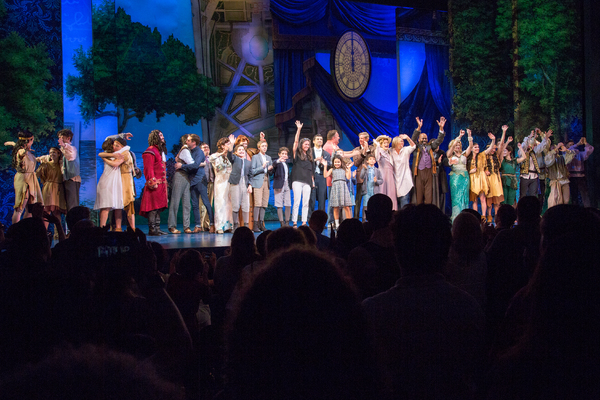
top-left (414, 168), bottom-right (433, 204)
top-left (538, 177), bottom-right (547, 203)
top-left (570, 176), bottom-right (590, 207)
top-left (63, 179), bottom-right (80, 211)
top-left (520, 177), bottom-right (539, 198)
top-left (309, 173), bottom-right (327, 216)
top-left (354, 182), bottom-right (364, 218)
top-left (191, 180), bottom-right (213, 228)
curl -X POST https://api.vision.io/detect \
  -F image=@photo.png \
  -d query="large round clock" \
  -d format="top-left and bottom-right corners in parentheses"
top-left (331, 31), bottom-right (371, 101)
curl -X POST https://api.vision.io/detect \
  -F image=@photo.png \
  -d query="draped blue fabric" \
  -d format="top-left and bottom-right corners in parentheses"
top-left (305, 59), bottom-right (398, 146)
top-left (274, 49), bottom-right (315, 114)
top-left (425, 44), bottom-right (452, 122)
top-left (271, 0), bottom-right (397, 38)
top-left (270, 0), bottom-right (328, 26)
top-left (400, 44), bottom-right (452, 147)
top-left (330, 0), bottom-right (396, 38)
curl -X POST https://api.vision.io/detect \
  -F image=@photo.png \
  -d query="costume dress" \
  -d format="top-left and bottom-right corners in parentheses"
top-left (140, 145), bottom-right (168, 217)
top-left (469, 153), bottom-right (489, 201)
top-left (94, 146), bottom-right (130, 210)
top-left (375, 144), bottom-right (398, 211)
top-left (120, 150), bottom-right (135, 213)
top-left (36, 161), bottom-right (66, 212)
top-left (486, 154), bottom-right (504, 203)
top-left (14, 150), bottom-right (43, 210)
top-left (209, 153), bottom-right (233, 232)
top-left (449, 153), bottom-right (470, 221)
top-left (329, 168), bottom-right (353, 207)
top-left (500, 158), bottom-right (518, 206)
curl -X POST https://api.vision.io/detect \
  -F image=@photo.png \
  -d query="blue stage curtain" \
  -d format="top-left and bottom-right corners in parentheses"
top-left (330, 0), bottom-right (396, 38)
top-left (304, 58), bottom-right (398, 146)
top-left (270, 0), bottom-right (328, 26)
top-left (400, 45), bottom-right (452, 146)
top-left (274, 49), bottom-right (315, 125)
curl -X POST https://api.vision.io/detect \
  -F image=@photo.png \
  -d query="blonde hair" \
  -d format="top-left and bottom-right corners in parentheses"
top-left (391, 136), bottom-right (404, 149)
top-left (375, 135), bottom-right (391, 145)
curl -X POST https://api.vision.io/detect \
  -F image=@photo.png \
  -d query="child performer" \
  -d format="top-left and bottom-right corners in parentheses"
top-left (323, 155), bottom-right (353, 229)
top-left (94, 138), bottom-right (127, 229)
top-left (291, 120), bottom-right (314, 227)
top-left (250, 133), bottom-right (273, 232)
top-left (359, 153), bottom-right (383, 218)
top-left (6, 130), bottom-right (43, 223)
top-left (228, 143), bottom-right (253, 230)
top-left (57, 129), bottom-right (81, 212)
top-left (272, 147), bottom-right (292, 227)
top-left (468, 133), bottom-right (496, 220)
top-left (36, 147), bottom-right (67, 229)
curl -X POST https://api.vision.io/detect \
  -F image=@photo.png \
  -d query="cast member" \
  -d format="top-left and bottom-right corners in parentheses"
top-left (250, 133), bottom-right (273, 232)
top-left (209, 137), bottom-right (234, 234)
top-left (447, 129), bottom-right (474, 221)
top-left (272, 147), bottom-right (292, 227)
top-left (168, 135), bottom-right (192, 234)
top-left (373, 135), bottom-right (398, 211)
top-left (291, 120), bottom-right (314, 227)
top-left (140, 130), bottom-right (168, 235)
top-left (411, 116), bottom-right (447, 205)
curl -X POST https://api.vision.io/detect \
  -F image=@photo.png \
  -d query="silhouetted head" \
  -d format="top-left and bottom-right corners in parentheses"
top-left (265, 226), bottom-right (306, 256)
top-left (393, 204), bottom-right (452, 276)
top-left (516, 196), bottom-right (541, 225)
top-left (365, 194), bottom-right (393, 230)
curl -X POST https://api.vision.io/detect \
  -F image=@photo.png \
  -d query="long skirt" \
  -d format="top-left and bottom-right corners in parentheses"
top-left (450, 170), bottom-right (469, 222)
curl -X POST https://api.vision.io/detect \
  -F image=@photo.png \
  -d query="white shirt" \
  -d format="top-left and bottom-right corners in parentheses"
top-left (282, 161), bottom-right (289, 182)
top-left (391, 145), bottom-right (416, 197)
top-left (314, 147), bottom-right (323, 174)
top-left (178, 148), bottom-right (193, 164)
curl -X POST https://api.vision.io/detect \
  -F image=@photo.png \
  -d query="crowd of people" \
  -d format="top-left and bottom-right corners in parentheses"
top-left (4, 116), bottom-right (594, 236)
top-left (1, 193), bottom-right (599, 399)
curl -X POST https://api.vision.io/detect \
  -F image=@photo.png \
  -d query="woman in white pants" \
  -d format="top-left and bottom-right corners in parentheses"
top-left (291, 120), bottom-right (314, 226)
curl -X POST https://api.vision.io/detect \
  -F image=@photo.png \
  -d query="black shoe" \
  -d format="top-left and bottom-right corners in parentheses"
top-left (252, 222), bottom-right (261, 233)
top-left (260, 221), bottom-right (267, 231)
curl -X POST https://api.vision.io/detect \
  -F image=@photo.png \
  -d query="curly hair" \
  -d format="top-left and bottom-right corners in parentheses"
top-left (234, 135), bottom-right (249, 148)
top-left (11, 130), bottom-right (34, 169)
top-left (148, 130), bottom-right (167, 154)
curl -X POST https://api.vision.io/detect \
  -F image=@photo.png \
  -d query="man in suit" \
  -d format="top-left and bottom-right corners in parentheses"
top-left (199, 142), bottom-right (215, 231)
top-left (309, 133), bottom-right (331, 217)
top-left (411, 116), bottom-right (446, 205)
top-left (228, 144), bottom-right (253, 230)
top-left (272, 147), bottom-right (292, 227)
top-left (175, 134), bottom-right (215, 233)
top-left (250, 137), bottom-right (273, 232)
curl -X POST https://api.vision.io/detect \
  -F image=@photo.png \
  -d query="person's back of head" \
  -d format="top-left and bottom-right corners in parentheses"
top-left (4, 218), bottom-right (50, 267)
top-left (495, 204), bottom-right (517, 230)
top-left (227, 247), bottom-right (380, 400)
top-left (297, 225), bottom-right (317, 247)
top-left (174, 249), bottom-right (204, 280)
top-left (256, 230), bottom-right (272, 259)
top-left (393, 204), bottom-right (452, 276)
top-left (230, 226), bottom-right (257, 265)
top-left (516, 196), bottom-right (541, 225)
top-left (461, 208), bottom-right (482, 223)
top-left (365, 194), bottom-right (393, 230)
top-left (451, 212), bottom-right (484, 259)
top-left (66, 206), bottom-right (91, 231)
top-left (265, 226), bottom-right (306, 256)
top-left (336, 218), bottom-right (367, 250)
top-left (308, 210), bottom-right (328, 234)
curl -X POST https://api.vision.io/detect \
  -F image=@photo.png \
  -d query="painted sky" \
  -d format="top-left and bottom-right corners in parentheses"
top-left (116, 0), bottom-right (195, 48)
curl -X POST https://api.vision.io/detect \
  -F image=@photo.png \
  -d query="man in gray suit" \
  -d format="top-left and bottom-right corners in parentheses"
top-left (250, 135), bottom-right (273, 232)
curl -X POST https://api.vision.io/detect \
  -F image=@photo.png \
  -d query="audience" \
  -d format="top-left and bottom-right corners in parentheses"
top-left (362, 204), bottom-right (485, 399)
top-left (308, 209), bottom-right (331, 250)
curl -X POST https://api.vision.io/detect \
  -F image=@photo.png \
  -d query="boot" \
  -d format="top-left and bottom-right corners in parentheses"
top-left (147, 211), bottom-right (159, 236)
top-left (279, 220), bottom-right (285, 228)
top-left (252, 221), bottom-right (261, 233)
top-left (260, 220), bottom-right (267, 231)
top-left (155, 212), bottom-right (167, 235)
top-left (233, 222), bottom-right (239, 232)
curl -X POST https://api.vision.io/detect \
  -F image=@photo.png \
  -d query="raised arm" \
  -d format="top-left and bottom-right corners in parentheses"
top-left (516, 143), bottom-right (527, 163)
top-left (447, 130), bottom-right (465, 157)
top-left (431, 116), bottom-right (447, 150)
top-left (292, 120), bottom-right (302, 156)
top-left (483, 133), bottom-right (496, 155)
top-left (464, 129), bottom-right (474, 157)
top-left (412, 117), bottom-right (423, 143)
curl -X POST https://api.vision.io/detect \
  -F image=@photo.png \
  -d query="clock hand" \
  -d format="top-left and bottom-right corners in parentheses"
top-left (351, 39), bottom-right (355, 72)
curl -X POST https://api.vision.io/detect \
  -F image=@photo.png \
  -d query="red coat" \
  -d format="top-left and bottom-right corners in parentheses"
top-left (140, 145), bottom-right (168, 216)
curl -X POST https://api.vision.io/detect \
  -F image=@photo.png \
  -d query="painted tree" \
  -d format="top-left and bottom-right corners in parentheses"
top-left (449, 0), bottom-right (513, 134)
top-left (497, 0), bottom-right (583, 140)
top-left (66, 1), bottom-right (223, 132)
top-left (0, 14), bottom-right (60, 166)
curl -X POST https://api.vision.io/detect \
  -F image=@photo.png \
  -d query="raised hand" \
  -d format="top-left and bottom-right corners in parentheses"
top-left (518, 142), bottom-right (523, 149)
top-left (507, 136), bottom-right (513, 144)
top-left (488, 132), bottom-right (495, 140)
top-left (467, 129), bottom-right (472, 137)
top-left (123, 132), bottom-right (133, 140)
top-left (43, 211), bottom-right (60, 226)
top-left (546, 130), bottom-right (553, 139)
top-left (437, 116), bottom-right (447, 129)
top-left (459, 129), bottom-right (465, 137)
top-left (228, 134), bottom-right (235, 144)
top-left (295, 120), bottom-right (303, 130)
top-left (502, 125), bottom-right (508, 132)
top-left (260, 131), bottom-right (265, 140)
top-left (415, 117), bottom-right (423, 129)
top-left (400, 134), bottom-right (408, 140)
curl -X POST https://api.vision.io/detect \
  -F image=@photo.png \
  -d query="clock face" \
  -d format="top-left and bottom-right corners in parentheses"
top-left (332, 31), bottom-right (371, 101)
